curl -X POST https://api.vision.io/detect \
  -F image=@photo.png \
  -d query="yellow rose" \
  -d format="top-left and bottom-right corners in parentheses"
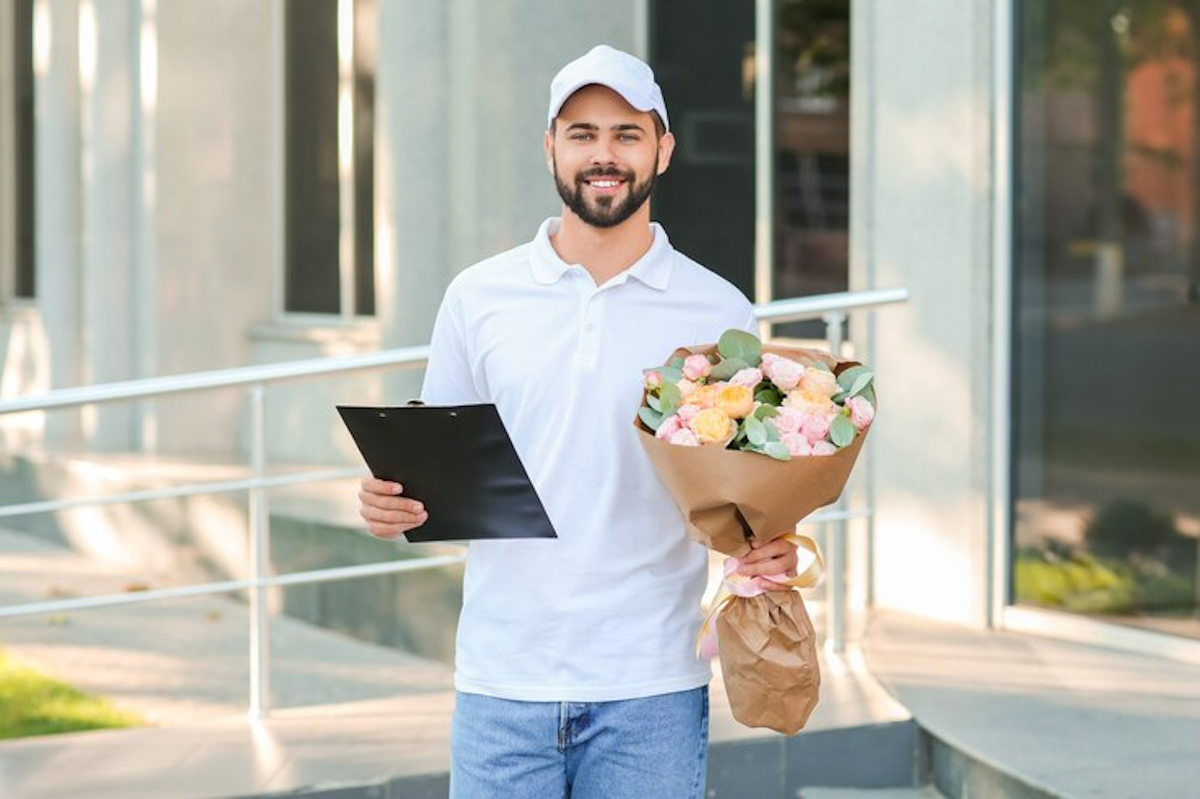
top-left (799, 368), bottom-right (841, 397)
top-left (715, 384), bottom-right (755, 419)
top-left (784, 389), bottom-right (835, 416)
top-left (690, 407), bottom-right (737, 446)
top-left (681, 384), bottom-right (720, 410)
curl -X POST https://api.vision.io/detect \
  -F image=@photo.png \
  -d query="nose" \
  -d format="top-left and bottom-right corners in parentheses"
top-left (590, 139), bottom-right (617, 166)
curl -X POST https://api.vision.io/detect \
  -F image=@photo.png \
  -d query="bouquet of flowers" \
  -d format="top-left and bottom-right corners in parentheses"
top-left (633, 329), bottom-right (875, 735)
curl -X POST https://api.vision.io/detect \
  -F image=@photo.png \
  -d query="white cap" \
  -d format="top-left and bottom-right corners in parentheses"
top-left (547, 45), bottom-right (670, 132)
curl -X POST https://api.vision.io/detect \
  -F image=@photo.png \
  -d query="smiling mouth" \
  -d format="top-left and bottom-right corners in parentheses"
top-left (585, 178), bottom-right (626, 192)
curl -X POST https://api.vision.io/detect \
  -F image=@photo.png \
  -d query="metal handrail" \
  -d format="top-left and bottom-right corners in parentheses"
top-left (0, 288), bottom-right (908, 717)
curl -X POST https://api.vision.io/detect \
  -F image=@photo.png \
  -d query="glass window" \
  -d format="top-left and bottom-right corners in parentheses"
top-left (1013, 1), bottom-right (1200, 637)
top-left (650, 0), bottom-right (849, 332)
top-left (283, 0), bottom-right (375, 317)
top-left (775, 0), bottom-right (850, 337)
top-left (14, 0), bottom-right (36, 299)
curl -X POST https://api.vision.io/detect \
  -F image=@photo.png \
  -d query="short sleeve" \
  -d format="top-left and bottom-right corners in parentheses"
top-left (420, 284), bottom-right (487, 405)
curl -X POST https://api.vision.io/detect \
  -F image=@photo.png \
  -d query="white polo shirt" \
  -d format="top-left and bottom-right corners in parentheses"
top-left (420, 217), bottom-right (756, 702)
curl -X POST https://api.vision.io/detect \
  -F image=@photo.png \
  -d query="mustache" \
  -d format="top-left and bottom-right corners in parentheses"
top-left (577, 167), bottom-right (634, 183)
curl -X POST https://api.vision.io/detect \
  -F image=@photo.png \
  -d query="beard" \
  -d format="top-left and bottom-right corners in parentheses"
top-left (553, 154), bottom-right (658, 229)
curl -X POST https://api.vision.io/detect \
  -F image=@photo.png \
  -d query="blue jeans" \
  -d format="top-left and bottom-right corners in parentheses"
top-left (449, 686), bottom-right (710, 799)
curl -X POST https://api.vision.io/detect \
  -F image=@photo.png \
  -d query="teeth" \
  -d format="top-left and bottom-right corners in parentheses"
top-left (591, 180), bottom-right (620, 188)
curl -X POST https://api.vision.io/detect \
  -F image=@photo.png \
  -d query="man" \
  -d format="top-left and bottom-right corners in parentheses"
top-left (358, 45), bottom-right (800, 798)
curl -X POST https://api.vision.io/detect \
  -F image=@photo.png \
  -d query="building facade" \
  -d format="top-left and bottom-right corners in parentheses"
top-left (1, 1), bottom-right (1197, 660)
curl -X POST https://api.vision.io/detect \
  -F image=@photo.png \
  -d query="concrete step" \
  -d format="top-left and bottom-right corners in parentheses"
top-left (799, 788), bottom-right (945, 799)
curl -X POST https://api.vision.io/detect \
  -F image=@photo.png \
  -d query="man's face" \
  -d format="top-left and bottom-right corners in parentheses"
top-left (545, 85), bottom-right (675, 229)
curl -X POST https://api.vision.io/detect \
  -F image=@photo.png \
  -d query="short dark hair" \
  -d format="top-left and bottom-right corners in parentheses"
top-left (549, 111), bottom-right (667, 140)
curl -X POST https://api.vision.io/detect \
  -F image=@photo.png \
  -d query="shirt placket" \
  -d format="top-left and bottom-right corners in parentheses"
top-left (568, 270), bottom-right (606, 371)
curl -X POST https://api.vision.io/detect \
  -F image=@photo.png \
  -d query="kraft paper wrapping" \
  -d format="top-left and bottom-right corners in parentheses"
top-left (716, 591), bottom-right (820, 735)
top-left (633, 342), bottom-right (871, 557)
top-left (634, 340), bottom-right (873, 734)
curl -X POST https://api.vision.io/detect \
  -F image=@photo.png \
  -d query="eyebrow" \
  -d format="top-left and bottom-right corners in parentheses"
top-left (564, 122), bottom-right (648, 134)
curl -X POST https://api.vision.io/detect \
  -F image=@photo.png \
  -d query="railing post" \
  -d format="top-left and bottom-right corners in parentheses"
top-left (248, 383), bottom-right (272, 719)
top-left (822, 312), bottom-right (848, 652)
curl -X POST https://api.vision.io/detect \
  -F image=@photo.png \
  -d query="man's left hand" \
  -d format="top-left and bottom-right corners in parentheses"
top-left (736, 535), bottom-right (800, 592)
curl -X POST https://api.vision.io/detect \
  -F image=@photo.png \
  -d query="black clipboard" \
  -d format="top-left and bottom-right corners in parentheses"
top-left (336, 403), bottom-right (558, 542)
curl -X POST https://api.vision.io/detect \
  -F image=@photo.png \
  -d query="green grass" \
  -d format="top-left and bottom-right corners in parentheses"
top-left (0, 649), bottom-right (142, 740)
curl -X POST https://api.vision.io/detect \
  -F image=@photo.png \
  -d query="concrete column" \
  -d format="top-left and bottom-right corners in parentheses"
top-left (374, 0), bottom-right (640, 403)
top-left (79, 0), bottom-right (137, 450)
top-left (850, 0), bottom-right (998, 627)
top-left (35, 0), bottom-right (84, 444)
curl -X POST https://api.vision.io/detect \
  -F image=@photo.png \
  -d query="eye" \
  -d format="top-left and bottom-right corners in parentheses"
top-left (619, 134), bottom-right (640, 143)
top-left (570, 132), bottom-right (594, 141)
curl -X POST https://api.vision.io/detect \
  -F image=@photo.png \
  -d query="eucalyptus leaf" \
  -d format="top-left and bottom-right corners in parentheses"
top-left (830, 414), bottom-right (856, 447)
top-left (753, 404), bottom-right (779, 421)
top-left (808, 360), bottom-right (832, 372)
top-left (755, 387), bottom-right (784, 406)
top-left (746, 416), bottom-right (767, 447)
top-left (832, 391), bottom-right (848, 405)
top-left (717, 329), bottom-right (762, 365)
top-left (835, 365), bottom-right (869, 392)
top-left (848, 372), bottom-right (874, 398)
top-left (764, 420), bottom-right (781, 442)
top-left (660, 366), bottom-right (684, 384)
top-left (860, 384), bottom-right (877, 405)
top-left (638, 406), bottom-right (664, 431)
top-left (710, 357), bottom-right (750, 381)
top-left (659, 383), bottom-right (682, 418)
top-left (764, 441), bottom-right (791, 461)
top-left (647, 393), bottom-right (662, 412)
top-left (669, 356), bottom-right (686, 370)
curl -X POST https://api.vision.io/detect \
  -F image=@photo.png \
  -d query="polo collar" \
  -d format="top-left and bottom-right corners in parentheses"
top-left (530, 217), bottom-right (674, 291)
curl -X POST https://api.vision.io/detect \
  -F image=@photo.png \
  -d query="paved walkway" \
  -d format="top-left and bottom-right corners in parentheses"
top-left (0, 526), bottom-right (452, 722)
top-left (864, 610), bottom-right (1200, 798)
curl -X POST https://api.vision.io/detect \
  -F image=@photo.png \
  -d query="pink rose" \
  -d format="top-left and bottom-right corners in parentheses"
top-left (847, 396), bottom-right (875, 430)
top-left (682, 354), bottom-right (712, 381)
top-left (730, 367), bottom-right (763, 388)
top-left (761, 352), bottom-right (805, 391)
top-left (677, 404), bottom-right (700, 424)
top-left (669, 428), bottom-right (700, 447)
top-left (644, 370), bottom-right (662, 389)
top-left (770, 406), bottom-right (804, 435)
top-left (781, 431), bottom-right (812, 457)
top-left (655, 414), bottom-right (683, 441)
top-left (811, 441), bottom-right (837, 456)
top-left (800, 413), bottom-right (832, 445)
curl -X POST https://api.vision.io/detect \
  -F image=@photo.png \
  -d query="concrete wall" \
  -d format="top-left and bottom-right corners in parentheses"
top-left (851, 0), bottom-right (998, 627)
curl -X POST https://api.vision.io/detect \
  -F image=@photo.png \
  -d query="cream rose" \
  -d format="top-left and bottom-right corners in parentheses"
top-left (715, 384), bottom-right (755, 419)
top-left (799, 367), bottom-right (841, 397)
top-left (690, 407), bottom-right (737, 446)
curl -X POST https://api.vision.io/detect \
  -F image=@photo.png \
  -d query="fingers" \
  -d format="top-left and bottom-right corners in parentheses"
top-left (753, 576), bottom-right (798, 592)
top-left (737, 537), bottom-right (799, 578)
top-left (358, 477), bottom-right (427, 539)
top-left (361, 476), bottom-right (403, 496)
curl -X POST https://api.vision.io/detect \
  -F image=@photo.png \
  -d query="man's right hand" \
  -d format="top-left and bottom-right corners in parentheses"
top-left (358, 476), bottom-right (429, 539)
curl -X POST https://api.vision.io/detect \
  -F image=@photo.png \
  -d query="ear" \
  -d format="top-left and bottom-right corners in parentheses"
top-left (656, 132), bottom-right (676, 176)
top-left (543, 130), bottom-right (555, 174)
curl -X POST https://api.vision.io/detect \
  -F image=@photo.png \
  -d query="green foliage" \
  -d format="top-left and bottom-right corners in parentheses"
top-left (638, 406), bottom-right (664, 431)
top-left (710, 357), bottom-right (751, 381)
top-left (1084, 499), bottom-right (1182, 553)
top-left (1015, 552), bottom-right (1137, 613)
top-left (658, 382), bottom-right (683, 419)
top-left (0, 650), bottom-right (141, 740)
top-left (745, 416), bottom-right (768, 447)
top-left (763, 441), bottom-right (791, 461)
top-left (717, 329), bottom-right (762, 366)
top-left (829, 414), bottom-right (856, 447)
top-left (754, 386), bottom-right (784, 406)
